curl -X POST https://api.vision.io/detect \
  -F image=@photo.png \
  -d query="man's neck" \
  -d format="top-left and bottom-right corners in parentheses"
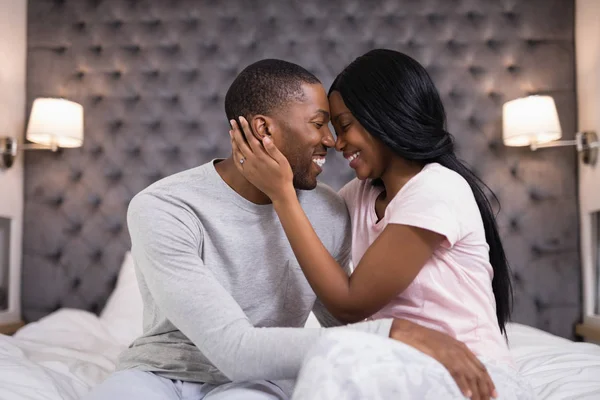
top-left (214, 157), bottom-right (273, 205)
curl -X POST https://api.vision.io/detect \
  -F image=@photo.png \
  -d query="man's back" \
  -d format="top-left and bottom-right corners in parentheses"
top-left (117, 160), bottom-right (367, 384)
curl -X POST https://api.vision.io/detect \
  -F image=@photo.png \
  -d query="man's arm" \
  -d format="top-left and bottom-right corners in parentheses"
top-left (127, 193), bottom-right (393, 382)
top-left (312, 226), bottom-right (353, 328)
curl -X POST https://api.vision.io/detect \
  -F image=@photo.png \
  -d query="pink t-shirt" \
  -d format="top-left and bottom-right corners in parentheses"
top-left (339, 163), bottom-right (513, 365)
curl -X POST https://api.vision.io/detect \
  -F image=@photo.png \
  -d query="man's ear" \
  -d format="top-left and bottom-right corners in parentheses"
top-left (251, 115), bottom-right (273, 140)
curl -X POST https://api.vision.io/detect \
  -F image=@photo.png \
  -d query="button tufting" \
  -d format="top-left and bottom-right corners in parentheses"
top-left (143, 19), bottom-right (162, 29)
top-left (110, 120), bottom-right (124, 132)
top-left (503, 11), bottom-right (517, 22)
top-left (90, 302), bottom-right (101, 314)
top-left (205, 43), bottom-right (218, 54)
top-left (127, 145), bottom-right (141, 156)
top-left (90, 144), bottom-right (103, 157)
top-left (88, 194), bottom-right (102, 208)
top-left (70, 169), bottom-right (82, 182)
top-left (109, 275), bottom-right (118, 289)
top-left (184, 18), bottom-right (198, 29)
top-left (48, 248), bottom-right (62, 262)
top-left (91, 249), bottom-right (103, 261)
top-left (109, 20), bottom-right (123, 29)
top-left (149, 121), bottom-right (162, 131)
top-left (109, 222), bottom-right (123, 234)
top-left (71, 278), bottom-right (81, 290)
top-left (182, 69), bottom-right (198, 82)
top-left (124, 44), bottom-right (141, 54)
top-left (49, 195), bottom-right (64, 208)
top-left (67, 222), bottom-right (82, 235)
top-left (105, 168), bottom-right (123, 182)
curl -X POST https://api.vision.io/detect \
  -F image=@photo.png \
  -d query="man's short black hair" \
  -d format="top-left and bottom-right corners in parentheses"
top-left (225, 59), bottom-right (320, 122)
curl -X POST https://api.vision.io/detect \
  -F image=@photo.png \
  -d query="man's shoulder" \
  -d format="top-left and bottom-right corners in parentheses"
top-left (298, 182), bottom-right (350, 226)
top-left (128, 162), bottom-right (215, 215)
top-left (301, 181), bottom-right (345, 208)
top-left (143, 164), bottom-right (212, 194)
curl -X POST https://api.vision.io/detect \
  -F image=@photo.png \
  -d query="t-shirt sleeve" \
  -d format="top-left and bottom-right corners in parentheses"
top-left (338, 178), bottom-right (360, 216)
top-left (386, 168), bottom-right (466, 247)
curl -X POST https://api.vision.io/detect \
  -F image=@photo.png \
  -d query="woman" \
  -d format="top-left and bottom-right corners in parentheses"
top-left (230, 49), bottom-right (533, 399)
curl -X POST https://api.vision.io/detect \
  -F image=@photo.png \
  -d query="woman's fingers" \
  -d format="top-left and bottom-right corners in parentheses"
top-left (262, 136), bottom-right (289, 167)
top-left (238, 116), bottom-right (264, 155)
top-left (230, 119), bottom-right (253, 159)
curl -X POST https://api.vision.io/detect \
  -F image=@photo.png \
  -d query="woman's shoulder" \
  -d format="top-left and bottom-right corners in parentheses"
top-left (413, 163), bottom-right (472, 198)
top-left (338, 178), bottom-right (373, 204)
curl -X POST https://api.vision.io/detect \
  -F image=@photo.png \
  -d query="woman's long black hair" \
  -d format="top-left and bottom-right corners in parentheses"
top-left (330, 49), bottom-right (512, 334)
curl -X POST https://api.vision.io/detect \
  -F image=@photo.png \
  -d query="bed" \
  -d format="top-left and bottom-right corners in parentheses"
top-left (1, 253), bottom-right (599, 400)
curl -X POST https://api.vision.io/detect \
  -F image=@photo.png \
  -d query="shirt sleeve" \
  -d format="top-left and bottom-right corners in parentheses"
top-left (386, 168), bottom-right (465, 247)
top-left (312, 213), bottom-right (354, 327)
top-left (127, 193), bottom-right (393, 382)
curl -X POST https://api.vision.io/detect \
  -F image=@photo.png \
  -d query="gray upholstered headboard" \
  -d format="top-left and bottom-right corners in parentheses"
top-left (24, 0), bottom-right (579, 338)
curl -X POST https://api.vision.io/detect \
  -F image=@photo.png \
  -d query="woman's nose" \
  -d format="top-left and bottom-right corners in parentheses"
top-left (334, 134), bottom-right (345, 152)
top-left (322, 127), bottom-right (335, 148)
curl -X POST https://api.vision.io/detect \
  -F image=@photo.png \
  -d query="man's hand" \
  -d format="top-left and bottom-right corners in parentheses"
top-left (390, 319), bottom-right (498, 400)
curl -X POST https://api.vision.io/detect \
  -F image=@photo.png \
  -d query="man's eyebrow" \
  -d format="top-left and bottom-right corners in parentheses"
top-left (313, 109), bottom-right (330, 120)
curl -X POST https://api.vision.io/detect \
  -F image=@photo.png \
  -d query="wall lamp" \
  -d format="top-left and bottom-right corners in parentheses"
top-left (1, 98), bottom-right (84, 170)
top-left (503, 95), bottom-right (598, 165)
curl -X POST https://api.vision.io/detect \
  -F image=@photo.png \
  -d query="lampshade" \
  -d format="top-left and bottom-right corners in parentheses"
top-left (26, 98), bottom-right (84, 148)
top-left (502, 95), bottom-right (562, 147)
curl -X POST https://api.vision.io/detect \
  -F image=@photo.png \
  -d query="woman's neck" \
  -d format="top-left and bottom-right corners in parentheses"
top-left (379, 158), bottom-right (424, 202)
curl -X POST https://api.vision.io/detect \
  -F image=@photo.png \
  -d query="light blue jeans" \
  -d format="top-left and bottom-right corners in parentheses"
top-left (83, 370), bottom-right (288, 400)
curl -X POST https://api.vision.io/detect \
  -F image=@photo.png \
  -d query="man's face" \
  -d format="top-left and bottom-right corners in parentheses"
top-left (269, 83), bottom-right (335, 190)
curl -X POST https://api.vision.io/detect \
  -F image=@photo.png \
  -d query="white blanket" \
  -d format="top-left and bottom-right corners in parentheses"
top-left (1, 310), bottom-right (600, 400)
top-left (0, 310), bottom-right (122, 400)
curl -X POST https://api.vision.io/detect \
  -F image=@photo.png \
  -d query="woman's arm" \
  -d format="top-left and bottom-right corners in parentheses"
top-left (230, 117), bottom-right (443, 323)
top-left (273, 194), bottom-right (443, 322)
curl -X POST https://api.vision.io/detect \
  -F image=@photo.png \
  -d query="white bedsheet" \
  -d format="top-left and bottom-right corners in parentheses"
top-left (0, 309), bottom-right (122, 400)
top-left (1, 310), bottom-right (599, 400)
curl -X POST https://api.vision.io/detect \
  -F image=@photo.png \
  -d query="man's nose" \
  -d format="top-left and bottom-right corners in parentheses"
top-left (321, 126), bottom-right (335, 148)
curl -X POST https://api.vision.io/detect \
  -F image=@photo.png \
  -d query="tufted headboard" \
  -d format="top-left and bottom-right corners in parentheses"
top-left (24, 0), bottom-right (579, 338)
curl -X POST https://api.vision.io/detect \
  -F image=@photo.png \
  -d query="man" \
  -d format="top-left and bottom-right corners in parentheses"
top-left (85, 59), bottom-right (493, 400)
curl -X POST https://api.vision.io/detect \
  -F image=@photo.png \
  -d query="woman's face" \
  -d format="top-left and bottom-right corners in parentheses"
top-left (329, 91), bottom-right (390, 180)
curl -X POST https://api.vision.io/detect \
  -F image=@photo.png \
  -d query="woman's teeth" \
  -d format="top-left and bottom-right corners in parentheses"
top-left (348, 152), bottom-right (360, 162)
top-left (312, 157), bottom-right (326, 167)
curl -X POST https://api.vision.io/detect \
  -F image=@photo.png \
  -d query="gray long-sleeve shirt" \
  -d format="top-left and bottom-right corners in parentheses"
top-left (117, 160), bottom-right (393, 385)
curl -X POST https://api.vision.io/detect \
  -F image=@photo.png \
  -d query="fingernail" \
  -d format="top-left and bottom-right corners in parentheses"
top-left (229, 119), bottom-right (235, 127)
top-left (263, 136), bottom-right (271, 144)
top-left (492, 389), bottom-right (498, 398)
top-left (464, 390), bottom-right (472, 398)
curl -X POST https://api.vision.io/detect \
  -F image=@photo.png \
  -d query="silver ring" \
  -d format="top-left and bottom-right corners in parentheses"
top-left (239, 158), bottom-right (245, 165)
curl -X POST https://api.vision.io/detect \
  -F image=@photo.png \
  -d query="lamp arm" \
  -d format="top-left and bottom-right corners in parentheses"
top-left (530, 140), bottom-right (578, 150)
top-left (20, 143), bottom-right (59, 151)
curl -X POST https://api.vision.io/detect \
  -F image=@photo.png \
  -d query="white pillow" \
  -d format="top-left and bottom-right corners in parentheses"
top-left (100, 251), bottom-right (144, 347)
